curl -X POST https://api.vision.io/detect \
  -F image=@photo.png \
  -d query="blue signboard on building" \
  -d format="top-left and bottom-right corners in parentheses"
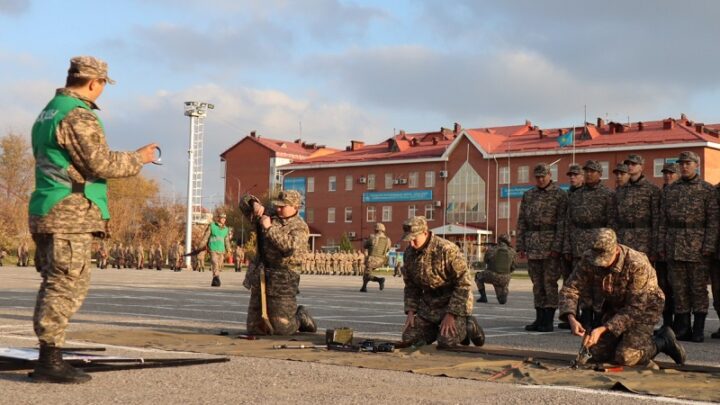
top-left (501, 184), bottom-right (570, 198)
top-left (283, 177), bottom-right (306, 219)
top-left (362, 190), bottom-right (433, 203)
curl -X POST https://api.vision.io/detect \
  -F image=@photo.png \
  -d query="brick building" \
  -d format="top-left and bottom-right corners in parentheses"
top-left (220, 131), bottom-right (337, 207)
top-left (274, 115), bottom-right (720, 262)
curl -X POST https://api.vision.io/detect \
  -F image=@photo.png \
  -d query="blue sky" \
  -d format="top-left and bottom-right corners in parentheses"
top-left (2, 0), bottom-right (720, 206)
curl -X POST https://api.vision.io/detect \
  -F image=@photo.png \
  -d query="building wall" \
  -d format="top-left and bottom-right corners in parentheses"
top-left (223, 139), bottom-right (273, 207)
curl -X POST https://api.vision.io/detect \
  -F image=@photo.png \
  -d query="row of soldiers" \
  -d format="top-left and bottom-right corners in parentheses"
top-left (515, 150), bottom-right (720, 344)
top-left (0, 243), bottom-right (31, 267)
top-left (299, 250), bottom-right (369, 275)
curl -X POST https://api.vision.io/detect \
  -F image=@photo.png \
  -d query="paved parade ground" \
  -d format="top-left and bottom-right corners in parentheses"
top-left (0, 266), bottom-right (717, 404)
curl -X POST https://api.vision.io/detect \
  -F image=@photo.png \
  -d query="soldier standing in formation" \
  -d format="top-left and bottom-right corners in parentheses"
top-left (152, 243), bottom-right (163, 270)
top-left (360, 223), bottom-right (390, 292)
top-left (241, 190), bottom-right (316, 335)
top-left (476, 234), bottom-right (516, 304)
top-left (659, 151), bottom-right (718, 342)
top-left (199, 211), bottom-right (232, 287)
top-left (17, 242), bottom-right (30, 266)
top-left (401, 216), bottom-right (485, 348)
top-left (560, 228), bottom-right (686, 367)
top-left (563, 160), bottom-right (613, 330)
top-left (96, 240), bottom-right (108, 269)
top-left (612, 163), bottom-right (630, 190)
top-left (517, 163), bottom-right (567, 332)
top-left (0, 247), bottom-right (7, 266)
top-left (558, 164), bottom-right (584, 329)
top-left (135, 243), bottom-right (145, 270)
top-left (655, 162), bottom-right (679, 329)
top-left (28, 56), bottom-right (157, 383)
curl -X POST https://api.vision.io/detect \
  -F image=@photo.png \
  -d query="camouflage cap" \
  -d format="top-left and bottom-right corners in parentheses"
top-left (677, 151), bottom-right (700, 163)
top-left (215, 209), bottom-right (227, 219)
top-left (375, 223), bottom-right (386, 232)
top-left (582, 160), bottom-right (603, 173)
top-left (273, 190), bottom-right (303, 207)
top-left (401, 216), bottom-right (428, 242)
top-left (498, 234), bottom-right (512, 245)
top-left (566, 164), bottom-right (582, 176)
top-left (612, 163), bottom-right (629, 174)
top-left (661, 162), bottom-right (679, 174)
top-left (624, 153), bottom-right (644, 165)
top-left (533, 163), bottom-right (551, 177)
top-left (587, 228), bottom-right (618, 268)
top-left (68, 56), bottom-right (115, 84)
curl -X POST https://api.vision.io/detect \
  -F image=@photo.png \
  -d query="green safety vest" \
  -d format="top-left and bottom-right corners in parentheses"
top-left (209, 222), bottom-right (229, 252)
top-left (29, 94), bottom-right (109, 219)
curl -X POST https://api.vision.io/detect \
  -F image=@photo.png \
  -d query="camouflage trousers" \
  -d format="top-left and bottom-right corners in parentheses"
top-left (210, 251), bottom-right (224, 276)
top-left (590, 323), bottom-right (657, 366)
top-left (32, 233), bottom-right (93, 347)
top-left (669, 260), bottom-right (709, 314)
top-left (527, 258), bottom-right (561, 308)
top-left (475, 271), bottom-right (511, 304)
top-left (246, 288), bottom-right (300, 336)
top-left (572, 258), bottom-right (596, 311)
top-left (363, 256), bottom-right (385, 282)
top-left (655, 261), bottom-right (674, 316)
top-left (402, 313), bottom-right (470, 348)
top-left (710, 260), bottom-right (720, 315)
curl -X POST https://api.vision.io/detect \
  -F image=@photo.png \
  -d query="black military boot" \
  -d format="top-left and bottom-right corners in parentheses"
top-left (692, 313), bottom-right (706, 343)
top-left (653, 326), bottom-right (687, 365)
top-left (537, 308), bottom-right (555, 332)
top-left (359, 280), bottom-right (368, 292)
top-left (210, 276), bottom-right (221, 287)
top-left (525, 308), bottom-right (542, 331)
top-left (296, 305), bottom-right (317, 333)
top-left (465, 316), bottom-right (485, 346)
top-left (662, 310), bottom-right (674, 329)
top-left (32, 345), bottom-right (92, 384)
top-left (376, 277), bottom-right (385, 291)
top-left (712, 311), bottom-right (720, 339)
top-left (477, 286), bottom-right (488, 303)
top-left (673, 313), bottom-right (692, 341)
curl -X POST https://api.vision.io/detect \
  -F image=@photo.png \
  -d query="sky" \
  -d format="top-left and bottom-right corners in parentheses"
top-left (2, 0), bottom-right (720, 206)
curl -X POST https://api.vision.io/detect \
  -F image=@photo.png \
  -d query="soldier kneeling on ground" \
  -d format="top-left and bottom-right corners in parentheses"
top-left (401, 216), bottom-right (485, 348)
top-left (559, 228), bottom-right (686, 367)
top-left (475, 234), bottom-right (516, 304)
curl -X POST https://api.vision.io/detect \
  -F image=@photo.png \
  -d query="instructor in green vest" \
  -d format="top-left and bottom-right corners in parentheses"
top-left (200, 210), bottom-right (232, 287)
top-left (29, 56), bottom-right (158, 384)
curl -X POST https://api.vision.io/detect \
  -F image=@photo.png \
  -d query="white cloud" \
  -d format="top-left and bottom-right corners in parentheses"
top-left (0, 0), bottom-right (29, 15)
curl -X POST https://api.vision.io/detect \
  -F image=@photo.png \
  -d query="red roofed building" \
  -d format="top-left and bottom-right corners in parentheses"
top-left (220, 131), bottom-right (338, 207)
top-left (276, 116), bottom-right (720, 263)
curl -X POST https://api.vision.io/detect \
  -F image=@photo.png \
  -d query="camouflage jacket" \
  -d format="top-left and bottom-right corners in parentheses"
top-left (29, 88), bottom-right (144, 235)
top-left (658, 175), bottom-right (719, 261)
top-left (609, 175), bottom-right (661, 256)
top-left (403, 233), bottom-right (473, 323)
top-left (564, 182), bottom-right (614, 257)
top-left (516, 181), bottom-right (567, 259)
top-left (483, 242), bottom-right (517, 273)
top-left (261, 213), bottom-right (309, 272)
top-left (559, 244), bottom-right (664, 336)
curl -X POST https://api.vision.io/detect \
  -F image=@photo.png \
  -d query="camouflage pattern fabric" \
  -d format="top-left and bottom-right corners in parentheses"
top-left (609, 175), bottom-right (661, 256)
top-left (527, 258), bottom-right (562, 308)
top-left (669, 260), bottom-right (710, 314)
top-left (516, 181), bottom-right (567, 259)
top-left (402, 312), bottom-right (469, 348)
top-left (563, 182), bottom-right (614, 258)
top-left (590, 323), bottom-right (657, 366)
top-left (364, 233), bottom-right (390, 280)
top-left (403, 233), bottom-right (473, 324)
top-left (210, 251), bottom-right (225, 274)
top-left (474, 271), bottom-right (511, 304)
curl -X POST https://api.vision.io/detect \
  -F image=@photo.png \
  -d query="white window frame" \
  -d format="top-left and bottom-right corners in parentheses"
top-left (499, 166), bottom-right (510, 184)
top-left (408, 204), bottom-right (417, 218)
top-left (518, 166), bottom-right (529, 184)
top-left (366, 206), bottom-right (376, 222)
top-left (306, 208), bottom-right (314, 224)
top-left (600, 161), bottom-right (609, 180)
top-left (550, 165), bottom-right (558, 182)
top-left (382, 206), bottom-right (392, 222)
top-left (653, 158), bottom-right (664, 178)
top-left (367, 174), bottom-right (376, 190)
top-left (385, 173), bottom-right (393, 189)
top-left (408, 172), bottom-right (419, 188)
top-left (498, 201), bottom-right (510, 219)
top-left (328, 176), bottom-right (336, 192)
top-left (424, 204), bottom-right (434, 221)
top-left (307, 177), bottom-right (315, 193)
top-left (425, 171), bottom-right (435, 187)
top-left (345, 175), bottom-right (353, 191)
top-left (344, 207), bottom-right (352, 223)
top-left (327, 207), bottom-right (335, 223)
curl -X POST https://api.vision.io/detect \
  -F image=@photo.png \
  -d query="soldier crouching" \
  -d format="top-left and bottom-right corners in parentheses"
top-left (559, 228), bottom-right (686, 367)
top-left (241, 191), bottom-right (316, 335)
top-left (401, 216), bottom-right (484, 348)
top-left (475, 234), bottom-right (516, 304)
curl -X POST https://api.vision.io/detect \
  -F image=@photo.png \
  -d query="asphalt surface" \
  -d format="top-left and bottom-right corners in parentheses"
top-left (0, 265), bottom-right (717, 404)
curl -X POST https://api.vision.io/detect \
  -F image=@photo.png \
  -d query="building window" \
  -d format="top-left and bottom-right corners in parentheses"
top-left (385, 173), bottom-right (393, 189)
top-left (653, 158), bottom-right (664, 177)
top-left (498, 201), bottom-right (509, 219)
top-left (367, 174), bottom-right (376, 190)
top-left (408, 172), bottom-right (419, 188)
top-left (600, 161), bottom-right (609, 180)
top-left (306, 208), bottom-right (314, 224)
top-left (382, 206), bottom-right (392, 222)
top-left (345, 175), bottom-right (353, 191)
top-left (425, 204), bottom-right (434, 221)
top-left (550, 165), bottom-right (558, 182)
top-left (425, 171), bottom-right (435, 187)
top-left (344, 207), bottom-right (352, 223)
top-left (328, 176), bottom-right (336, 191)
top-left (327, 207), bottom-right (336, 223)
top-left (447, 162), bottom-right (486, 223)
top-left (408, 204), bottom-right (417, 218)
top-left (307, 177), bottom-right (315, 193)
top-left (499, 166), bottom-right (510, 184)
top-left (366, 206), bottom-right (376, 222)
top-left (518, 166), bottom-right (529, 184)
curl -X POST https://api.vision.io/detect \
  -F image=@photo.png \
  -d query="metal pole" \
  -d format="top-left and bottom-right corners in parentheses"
top-left (184, 115), bottom-right (195, 268)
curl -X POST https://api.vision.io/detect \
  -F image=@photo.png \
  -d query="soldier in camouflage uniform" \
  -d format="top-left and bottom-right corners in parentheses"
top-left (241, 190), bottom-right (316, 335)
top-left (401, 216), bottom-right (485, 348)
top-left (476, 234), bottom-right (516, 304)
top-left (234, 245), bottom-right (245, 272)
top-left (559, 228), bottom-right (686, 366)
top-left (96, 240), bottom-right (108, 269)
top-left (18, 241), bottom-right (30, 266)
top-left (360, 223), bottom-right (390, 292)
top-left (612, 163), bottom-right (630, 190)
top-left (563, 160), bottom-right (614, 330)
top-left (517, 163), bottom-right (567, 332)
top-left (659, 151), bottom-right (718, 342)
top-left (167, 241), bottom-right (178, 271)
top-left (199, 211), bottom-right (232, 287)
top-left (656, 163), bottom-right (679, 329)
top-left (560, 164), bottom-right (584, 285)
top-left (124, 245), bottom-right (134, 268)
top-left (28, 56), bottom-right (157, 383)
top-left (135, 243), bottom-right (145, 270)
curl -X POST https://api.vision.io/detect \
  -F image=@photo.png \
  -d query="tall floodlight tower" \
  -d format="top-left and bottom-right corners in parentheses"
top-left (183, 101), bottom-right (214, 267)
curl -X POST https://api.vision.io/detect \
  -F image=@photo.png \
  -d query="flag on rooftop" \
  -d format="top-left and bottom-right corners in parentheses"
top-left (557, 129), bottom-right (574, 147)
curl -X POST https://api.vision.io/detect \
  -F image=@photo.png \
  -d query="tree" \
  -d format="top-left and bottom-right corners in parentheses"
top-left (0, 133), bottom-right (33, 249)
top-left (339, 233), bottom-right (353, 252)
